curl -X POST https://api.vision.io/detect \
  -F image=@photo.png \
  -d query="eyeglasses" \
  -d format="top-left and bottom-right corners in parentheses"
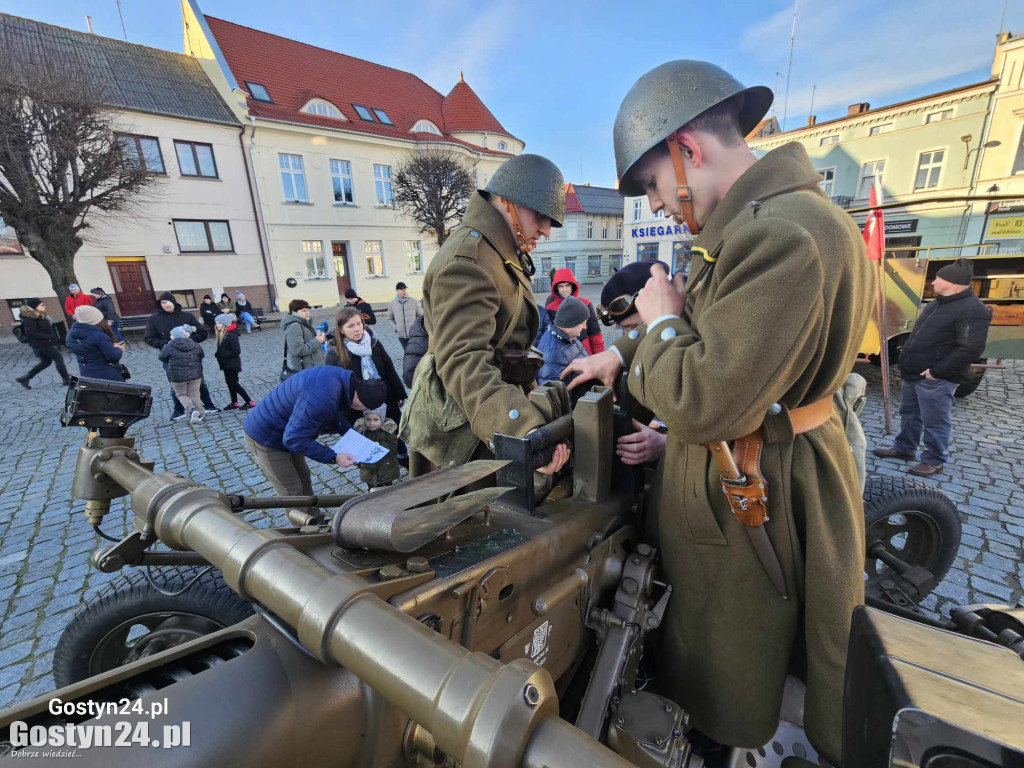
top-left (596, 292), bottom-right (639, 326)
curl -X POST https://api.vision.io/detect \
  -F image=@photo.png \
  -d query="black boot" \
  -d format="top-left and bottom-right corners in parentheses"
top-left (16, 376), bottom-right (30, 390)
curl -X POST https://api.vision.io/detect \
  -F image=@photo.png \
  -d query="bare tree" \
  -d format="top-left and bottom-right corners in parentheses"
top-left (393, 148), bottom-right (474, 247)
top-left (0, 56), bottom-right (156, 320)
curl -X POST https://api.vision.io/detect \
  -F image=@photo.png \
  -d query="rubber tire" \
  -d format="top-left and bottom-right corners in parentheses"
top-left (955, 359), bottom-right (986, 398)
top-left (863, 475), bottom-right (961, 600)
top-left (53, 566), bottom-right (253, 688)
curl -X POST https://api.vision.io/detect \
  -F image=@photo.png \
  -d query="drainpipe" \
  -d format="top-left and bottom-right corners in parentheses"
top-left (960, 74), bottom-right (1004, 255)
top-left (239, 117), bottom-right (278, 310)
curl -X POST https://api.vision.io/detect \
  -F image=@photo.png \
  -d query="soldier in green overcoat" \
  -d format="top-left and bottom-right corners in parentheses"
top-left (401, 154), bottom-right (570, 475)
top-left (565, 62), bottom-right (875, 765)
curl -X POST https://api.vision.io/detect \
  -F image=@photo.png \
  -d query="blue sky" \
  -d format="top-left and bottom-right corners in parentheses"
top-left (4, 0), bottom-right (1021, 187)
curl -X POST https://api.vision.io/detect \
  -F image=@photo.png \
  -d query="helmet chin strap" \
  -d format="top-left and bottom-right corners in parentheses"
top-left (503, 200), bottom-right (537, 276)
top-left (666, 133), bottom-right (700, 237)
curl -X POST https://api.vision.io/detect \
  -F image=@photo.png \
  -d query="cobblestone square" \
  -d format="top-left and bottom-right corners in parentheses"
top-left (0, 310), bottom-right (1021, 711)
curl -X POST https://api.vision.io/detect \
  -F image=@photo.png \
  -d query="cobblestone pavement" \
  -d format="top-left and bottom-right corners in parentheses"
top-left (0, 306), bottom-right (1021, 710)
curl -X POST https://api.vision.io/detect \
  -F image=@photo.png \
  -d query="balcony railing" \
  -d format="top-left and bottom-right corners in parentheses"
top-left (830, 195), bottom-right (854, 209)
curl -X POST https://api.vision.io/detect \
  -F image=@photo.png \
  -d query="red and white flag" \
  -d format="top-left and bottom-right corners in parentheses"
top-left (863, 175), bottom-right (885, 261)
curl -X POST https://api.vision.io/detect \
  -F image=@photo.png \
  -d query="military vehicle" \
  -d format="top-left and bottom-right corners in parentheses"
top-left (0, 377), bottom-right (1021, 768)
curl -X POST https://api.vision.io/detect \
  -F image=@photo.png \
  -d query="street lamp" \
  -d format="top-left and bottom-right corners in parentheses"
top-left (963, 134), bottom-right (1002, 170)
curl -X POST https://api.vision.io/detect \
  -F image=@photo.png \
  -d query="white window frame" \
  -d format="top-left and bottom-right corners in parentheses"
top-left (302, 240), bottom-right (328, 279)
top-left (868, 123), bottom-right (893, 137)
top-left (279, 153), bottom-right (308, 202)
top-left (632, 199), bottom-right (642, 221)
top-left (602, 221), bottom-right (608, 239)
top-left (406, 240), bottom-right (424, 273)
top-left (816, 167), bottom-right (836, 197)
top-left (303, 99), bottom-right (344, 119)
top-left (637, 242), bottom-right (658, 260)
top-left (616, 221), bottom-right (622, 240)
top-left (411, 119), bottom-right (441, 135)
top-left (365, 240), bottom-right (386, 276)
top-left (819, 135), bottom-right (839, 147)
top-left (924, 108), bottom-right (954, 124)
top-left (373, 164), bottom-right (394, 206)
top-left (857, 159), bottom-right (886, 199)
top-left (913, 148), bottom-right (946, 191)
top-left (587, 221), bottom-right (594, 239)
top-left (330, 159), bottom-right (355, 205)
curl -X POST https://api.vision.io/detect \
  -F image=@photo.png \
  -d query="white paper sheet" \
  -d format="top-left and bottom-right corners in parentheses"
top-left (332, 429), bottom-right (389, 464)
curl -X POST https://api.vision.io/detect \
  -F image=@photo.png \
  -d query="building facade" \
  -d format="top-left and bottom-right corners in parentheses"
top-left (183, 1), bottom-right (523, 307)
top-left (532, 183), bottom-right (624, 291)
top-left (0, 13), bottom-right (270, 334)
top-left (620, 195), bottom-right (695, 275)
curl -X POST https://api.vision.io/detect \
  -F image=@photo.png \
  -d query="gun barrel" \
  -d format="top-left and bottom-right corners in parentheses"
top-left (97, 454), bottom-right (632, 768)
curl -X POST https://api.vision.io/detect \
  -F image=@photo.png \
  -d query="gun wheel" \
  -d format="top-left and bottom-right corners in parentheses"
top-left (53, 566), bottom-right (253, 687)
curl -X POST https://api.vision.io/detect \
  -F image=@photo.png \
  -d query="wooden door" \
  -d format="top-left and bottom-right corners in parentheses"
top-left (333, 242), bottom-right (351, 295)
top-left (108, 261), bottom-right (155, 316)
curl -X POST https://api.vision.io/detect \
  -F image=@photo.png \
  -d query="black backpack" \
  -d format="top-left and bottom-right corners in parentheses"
top-left (12, 323), bottom-right (28, 343)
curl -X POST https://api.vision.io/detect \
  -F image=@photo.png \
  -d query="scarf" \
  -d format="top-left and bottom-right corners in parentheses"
top-left (344, 334), bottom-right (379, 382)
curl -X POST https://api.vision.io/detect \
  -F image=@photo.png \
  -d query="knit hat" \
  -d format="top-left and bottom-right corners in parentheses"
top-left (214, 313), bottom-right (235, 326)
top-left (353, 378), bottom-right (387, 410)
top-left (936, 258), bottom-right (974, 286)
top-left (203, 294), bottom-right (212, 300)
top-left (600, 260), bottom-right (669, 321)
top-left (555, 296), bottom-right (589, 328)
top-left (344, 288), bottom-right (358, 299)
top-left (74, 305), bottom-right (104, 325)
top-left (170, 325), bottom-right (192, 339)
top-left (236, 291), bottom-right (245, 299)
top-left (366, 404), bottom-right (388, 420)
top-left (25, 298), bottom-right (43, 310)
top-left (68, 283), bottom-right (81, 292)
top-left (90, 287), bottom-right (106, 296)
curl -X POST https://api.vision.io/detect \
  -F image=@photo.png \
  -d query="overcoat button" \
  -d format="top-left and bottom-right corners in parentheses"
top-left (470, 230), bottom-right (480, 237)
top-left (487, 440), bottom-right (495, 450)
top-left (628, 330), bottom-right (639, 339)
top-left (768, 403), bottom-right (782, 416)
top-left (509, 409), bottom-right (519, 420)
top-left (660, 327), bottom-right (677, 341)
top-left (634, 364), bottom-right (641, 377)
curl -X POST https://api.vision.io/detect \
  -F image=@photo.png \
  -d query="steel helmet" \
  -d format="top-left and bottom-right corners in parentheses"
top-left (483, 153), bottom-right (566, 227)
top-left (613, 60), bottom-right (773, 197)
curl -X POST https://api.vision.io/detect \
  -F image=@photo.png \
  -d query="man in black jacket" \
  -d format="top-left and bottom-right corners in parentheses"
top-left (15, 298), bottom-right (70, 389)
top-left (874, 258), bottom-right (991, 475)
top-left (89, 288), bottom-right (122, 341)
top-left (145, 292), bottom-right (220, 419)
top-left (344, 288), bottom-right (376, 325)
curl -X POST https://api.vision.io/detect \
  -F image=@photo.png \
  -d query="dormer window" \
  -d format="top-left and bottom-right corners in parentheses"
top-left (373, 109), bottom-right (393, 125)
top-left (245, 81), bottom-right (273, 103)
top-left (411, 120), bottom-right (441, 135)
top-left (353, 104), bottom-right (374, 122)
top-left (303, 99), bottom-right (343, 119)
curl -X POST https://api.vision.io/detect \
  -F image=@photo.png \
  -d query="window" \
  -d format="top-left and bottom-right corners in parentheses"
top-left (118, 134), bottom-right (165, 174)
top-left (1013, 127), bottom-right (1024, 175)
top-left (857, 160), bottom-right (885, 198)
top-left (817, 167), bottom-right (835, 197)
top-left (868, 123), bottom-right (893, 136)
top-left (407, 240), bottom-right (423, 272)
top-left (170, 290), bottom-right (197, 309)
top-left (304, 100), bottom-right (341, 118)
top-left (819, 135), bottom-right (839, 146)
top-left (330, 159), bottom-right (354, 204)
top-left (616, 221), bottom-right (622, 239)
top-left (609, 254), bottom-right (622, 272)
top-left (374, 164), bottom-right (394, 206)
top-left (914, 150), bottom-right (944, 191)
top-left (672, 242), bottom-right (693, 279)
top-left (540, 257), bottom-right (552, 277)
top-left (173, 220), bottom-right (233, 253)
top-left (588, 255), bottom-right (602, 277)
top-left (564, 256), bottom-right (577, 275)
top-left (353, 104), bottom-right (374, 121)
top-left (637, 242), bottom-right (659, 260)
top-left (279, 154), bottom-right (308, 202)
top-left (174, 140), bottom-right (217, 178)
top-left (587, 221), bottom-right (594, 239)
top-left (497, 141), bottom-right (508, 151)
top-left (372, 108), bottom-right (393, 125)
top-left (411, 120), bottom-right (440, 135)
top-left (632, 200), bottom-right (642, 221)
top-left (655, 209), bottom-right (665, 219)
top-left (365, 240), bottom-right (385, 275)
top-left (303, 240), bottom-right (327, 278)
top-left (245, 81), bottom-right (272, 103)
top-left (926, 109), bottom-right (952, 124)
top-left (602, 222), bottom-right (608, 239)
top-left (0, 216), bottom-right (22, 255)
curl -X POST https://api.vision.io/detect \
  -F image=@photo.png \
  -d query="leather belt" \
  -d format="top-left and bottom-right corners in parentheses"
top-left (704, 397), bottom-right (835, 599)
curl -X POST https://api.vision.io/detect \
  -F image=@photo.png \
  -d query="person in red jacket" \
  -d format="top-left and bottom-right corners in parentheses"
top-left (543, 268), bottom-right (605, 355)
top-left (64, 284), bottom-right (94, 318)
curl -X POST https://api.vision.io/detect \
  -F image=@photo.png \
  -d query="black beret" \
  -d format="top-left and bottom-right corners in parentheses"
top-left (600, 259), bottom-right (669, 315)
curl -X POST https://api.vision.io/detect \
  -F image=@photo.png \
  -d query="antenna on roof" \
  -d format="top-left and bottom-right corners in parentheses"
top-left (772, 72), bottom-right (782, 114)
top-left (782, 0), bottom-right (798, 131)
top-left (808, 84), bottom-right (816, 122)
top-left (115, 0), bottom-right (128, 41)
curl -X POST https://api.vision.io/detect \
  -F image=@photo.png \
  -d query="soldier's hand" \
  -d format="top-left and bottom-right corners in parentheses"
top-left (561, 349), bottom-right (622, 391)
top-left (636, 262), bottom-right (684, 326)
top-left (616, 420), bottom-right (666, 465)
top-left (537, 442), bottom-right (570, 475)
top-left (334, 453), bottom-right (357, 468)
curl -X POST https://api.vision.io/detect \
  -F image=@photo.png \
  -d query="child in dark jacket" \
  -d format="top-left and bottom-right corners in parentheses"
top-left (159, 326), bottom-right (206, 424)
top-left (354, 407), bottom-right (400, 489)
top-left (536, 296), bottom-right (589, 385)
top-left (214, 313), bottom-right (256, 411)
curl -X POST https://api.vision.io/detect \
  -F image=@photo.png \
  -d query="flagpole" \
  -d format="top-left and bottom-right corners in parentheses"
top-left (872, 175), bottom-right (892, 434)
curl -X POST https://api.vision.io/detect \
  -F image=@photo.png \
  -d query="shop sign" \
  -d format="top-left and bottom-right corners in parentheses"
top-left (987, 216), bottom-right (1024, 239)
top-left (858, 219), bottom-right (917, 234)
top-left (986, 199), bottom-right (1024, 214)
top-left (630, 223), bottom-right (690, 238)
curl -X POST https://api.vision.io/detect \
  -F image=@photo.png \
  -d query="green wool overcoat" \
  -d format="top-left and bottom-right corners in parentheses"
top-left (615, 143), bottom-right (875, 764)
top-left (402, 192), bottom-right (546, 467)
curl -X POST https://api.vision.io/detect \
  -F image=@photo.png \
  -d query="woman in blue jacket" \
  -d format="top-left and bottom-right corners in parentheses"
top-left (66, 305), bottom-right (125, 382)
top-left (242, 366), bottom-right (387, 520)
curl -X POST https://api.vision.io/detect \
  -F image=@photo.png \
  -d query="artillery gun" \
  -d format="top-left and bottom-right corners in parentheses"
top-left (0, 377), bottom-right (1022, 767)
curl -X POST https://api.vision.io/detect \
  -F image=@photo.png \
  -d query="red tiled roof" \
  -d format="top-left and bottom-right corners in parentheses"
top-left (204, 16), bottom-right (517, 152)
top-left (564, 183), bottom-right (583, 213)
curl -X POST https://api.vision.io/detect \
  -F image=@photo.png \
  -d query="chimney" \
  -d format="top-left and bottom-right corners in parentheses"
top-left (807, 115), bottom-right (817, 127)
top-left (847, 103), bottom-right (870, 116)
top-left (85, 15), bottom-right (94, 34)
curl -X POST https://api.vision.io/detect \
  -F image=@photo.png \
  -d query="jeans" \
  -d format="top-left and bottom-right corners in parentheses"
top-left (110, 322), bottom-right (124, 342)
top-left (24, 344), bottom-right (69, 383)
top-left (893, 377), bottom-right (959, 465)
top-left (163, 361), bottom-right (215, 415)
top-left (244, 435), bottom-right (319, 518)
top-left (239, 312), bottom-right (256, 331)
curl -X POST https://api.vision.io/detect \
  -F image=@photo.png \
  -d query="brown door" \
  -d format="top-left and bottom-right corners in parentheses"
top-left (108, 261), bottom-right (155, 316)
top-left (333, 242), bottom-right (351, 295)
